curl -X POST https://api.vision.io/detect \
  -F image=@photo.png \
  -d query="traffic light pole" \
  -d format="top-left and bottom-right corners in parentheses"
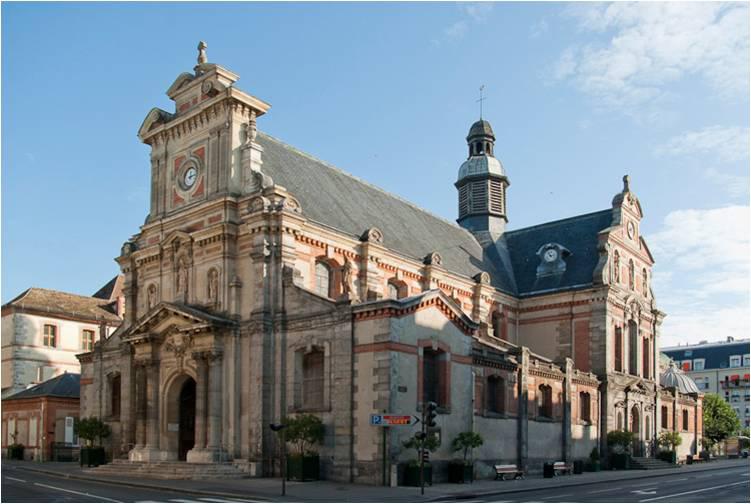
top-left (420, 402), bottom-right (426, 496)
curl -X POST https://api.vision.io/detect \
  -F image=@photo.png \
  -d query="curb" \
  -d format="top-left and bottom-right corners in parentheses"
top-left (428, 462), bottom-right (747, 501)
top-left (9, 465), bottom-right (273, 502)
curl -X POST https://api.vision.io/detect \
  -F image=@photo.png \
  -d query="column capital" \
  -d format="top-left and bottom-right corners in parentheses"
top-left (207, 350), bottom-right (224, 363)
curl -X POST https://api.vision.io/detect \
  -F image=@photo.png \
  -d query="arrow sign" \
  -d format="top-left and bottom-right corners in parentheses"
top-left (370, 414), bottom-right (421, 426)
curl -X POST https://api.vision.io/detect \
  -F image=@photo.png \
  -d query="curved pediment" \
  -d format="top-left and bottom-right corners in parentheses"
top-left (166, 72), bottom-right (197, 99)
top-left (138, 107), bottom-right (174, 141)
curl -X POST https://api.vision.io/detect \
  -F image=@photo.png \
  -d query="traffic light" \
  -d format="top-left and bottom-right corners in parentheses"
top-left (422, 449), bottom-right (430, 463)
top-left (425, 401), bottom-right (438, 429)
top-left (414, 432), bottom-right (427, 441)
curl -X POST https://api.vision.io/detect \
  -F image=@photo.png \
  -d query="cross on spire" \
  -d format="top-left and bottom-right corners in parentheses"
top-left (477, 85), bottom-right (486, 119)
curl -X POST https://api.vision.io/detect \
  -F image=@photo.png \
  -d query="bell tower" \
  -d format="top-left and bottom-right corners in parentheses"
top-left (455, 119), bottom-right (510, 244)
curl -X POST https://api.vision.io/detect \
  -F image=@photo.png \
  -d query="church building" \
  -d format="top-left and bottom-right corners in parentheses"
top-left (78, 43), bottom-right (701, 483)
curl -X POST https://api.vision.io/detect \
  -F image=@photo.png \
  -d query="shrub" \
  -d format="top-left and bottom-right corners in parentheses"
top-left (657, 431), bottom-right (682, 452)
top-left (607, 430), bottom-right (635, 454)
top-left (75, 417), bottom-right (111, 447)
top-left (403, 433), bottom-right (440, 466)
top-left (451, 432), bottom-right (484, 464)
top-left (283, 414), bottom-right (324, 456)
top-left (589, 447), bottom-right (600, 462)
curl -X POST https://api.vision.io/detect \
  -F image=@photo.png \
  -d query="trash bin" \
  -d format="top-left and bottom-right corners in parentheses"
top-left (686, 455), bottom-right (693, 465)
top-left (543, 462), bottom-right (555, 478)
top-left (573, 460), bottom-right (584, 474)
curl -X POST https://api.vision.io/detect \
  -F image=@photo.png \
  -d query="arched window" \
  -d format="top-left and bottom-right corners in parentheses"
top-left (628, 320), bottom-right (639, 375)
top-left (109, 374), bottom-right (121, 419)
top-left (303, 348), bottom-right (325, 410)
top-left (422, 348), bottom-right (448, 407)
top-left (487, 376), bottom-right (506, 414)
top-left (492, 310), bottom-right (503, 339)
top-left (538, 384), bottom-right (553, 419)
top-left (682, 410), bottom-right (689, 431)
top-left (628, 260), bottom-right (635, 290)
top-left (315, 261), bottom-right (331, 297)
top-left (579, 391), bottom-right (591, 423)
top-left (617, 411), bottom-right (624, 430)
top-left (661, 406), bottom-right (669, 429)
top-left (642, 337), bottom-right (650, 379)
top-left (387, 279), bottom-right (406, 299)
top-left (388, 282), bottom-right (399, 299)
top-left (613, 250), bottom-right (621, 283)
top-left (614, 325), bottom-right (623, 372)
top-left (642, 268), bottom-right (648, 297)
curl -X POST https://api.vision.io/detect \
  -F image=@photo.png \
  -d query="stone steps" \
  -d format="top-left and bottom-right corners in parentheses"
top-left (630, 457), bottom-right (679, 470)
top-left (84, 460), bottom-right (249, 480)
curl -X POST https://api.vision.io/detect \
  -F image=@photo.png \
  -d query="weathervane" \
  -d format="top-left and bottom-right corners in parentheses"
top-left (477, 85), bottom-right (486, 119)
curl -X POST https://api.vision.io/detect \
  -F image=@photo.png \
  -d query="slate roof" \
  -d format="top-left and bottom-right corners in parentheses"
top-left (660, 362), bottom-right (701, 394)
top-left (3, 287), bottom-right (122, 323)
top-left (257, 132), bottom-right (516, 293)
top-left (256, 132), bottom-right (613, 298)
top-left (92, 275), bottom-right (124, 301)
top-left (504, 210), bottom-right (613, 297)
top-left (4, 373), bottom-right (80, 401)
top-left (663, 341), bottom-right (750, 370)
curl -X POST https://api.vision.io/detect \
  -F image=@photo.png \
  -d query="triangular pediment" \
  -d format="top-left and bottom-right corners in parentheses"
top-left (125, 302), bottom-right (234, 339)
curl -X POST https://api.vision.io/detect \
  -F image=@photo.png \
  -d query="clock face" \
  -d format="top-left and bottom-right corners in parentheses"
top-left (544, 248), bottom-right (558, 263)
top-left (183, 167), bottom-right (197, 189)
top-left (627, 222), bottom-right (635, 239)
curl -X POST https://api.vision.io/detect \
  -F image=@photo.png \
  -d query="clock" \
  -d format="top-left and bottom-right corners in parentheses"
top-left (627, 222), bottom-right (635, 239)
top-left (543, 248), bottom-right (558, 263)
top-left (183, 166), bottom-right (197, 189)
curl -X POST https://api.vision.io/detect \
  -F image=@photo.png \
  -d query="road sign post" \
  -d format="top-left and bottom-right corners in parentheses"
top-left (370, 413), bottom-right (421, 487)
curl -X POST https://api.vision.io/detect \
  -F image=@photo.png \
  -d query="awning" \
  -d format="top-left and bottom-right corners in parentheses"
top-left (730, 374), bottom-right (740, 381)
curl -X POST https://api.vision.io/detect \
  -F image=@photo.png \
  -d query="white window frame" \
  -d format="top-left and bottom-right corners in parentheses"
top-left (729, 355), bottom-right (742, 367)
top-left (693, 359), bottom-right (705, 371)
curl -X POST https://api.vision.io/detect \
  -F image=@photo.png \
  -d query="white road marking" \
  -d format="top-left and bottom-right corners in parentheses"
top-left (198, 499), bottom-right (250, 503)
top-left (638, 481), bottom-right (748, 502)
top-left (543, 494), bottom-right (572, 500)
top-left (632, 489), bottom-right (657, 495)
top-left (4, 476), bottom-right (27, 483)
top-left (664, 478), bottom-right (687, 482)
top-left (589, 487), bottom-right (622, 494)
top-left (694, 473), bottom-right (715, 478)
top-left (33, 482), bottom-right (122, 502)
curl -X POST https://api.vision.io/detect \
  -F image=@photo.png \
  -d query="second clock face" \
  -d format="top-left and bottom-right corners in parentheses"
top-left (183, 167), bottom-right (197, 189)
top-left (627, 221), bottom-right (635, 239)
top-left (544, 248), bottom-right (558, 262)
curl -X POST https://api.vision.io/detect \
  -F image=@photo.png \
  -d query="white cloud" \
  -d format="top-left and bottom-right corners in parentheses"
top-left (704, 167), bottom-right (749, 199)
top-left (554, 2), bottom-right (749, 111)
top-left (445, 20), bottom-right (468, 40)
top-left (529, 18), bottom-right (549, 39)
top-left (435, 2), bottom-right (494, 45)
top-left (660, 304), bottom-right (749, 347)
top-left (655, 126), bottom-right (750, 163)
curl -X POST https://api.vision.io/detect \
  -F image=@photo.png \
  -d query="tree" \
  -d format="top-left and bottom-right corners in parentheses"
top-left (607, 430), bottom-right (635, 454)
top-left (703, 394), bottom-right (741, 449)
top-left (283, 414), bottom-right (325, 456)
top-left (657, 431), bottom-right (682, 452)
top-left (403, 433), bottom-right (440, 465)
top-left (74, 417), bottom-right (111, 447)
top-left (451, 431), bottom-right (484, 464)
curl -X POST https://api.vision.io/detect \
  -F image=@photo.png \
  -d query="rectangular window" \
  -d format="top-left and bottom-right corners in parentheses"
top-left (579, 392), bottom-right (591, 423)
top-left (82, 330), bottom-right (95, 351)
top-left (43, 325), bottom-right (57, 348)
top-left (302, 350), bottom-right (325, 410)
top-left (693, 359), bottom-right (705, 371)
top-left (661, 406), bottom-right (669, 429)
top-left (681, 360), bottom-right (692, 372)
top-left (614, 327), bottom-right (623, 372)
top-left (743, 355), bottom-right (750, 367)
top-left (422, 350), bottom-right (439, 405)
top-left (730, 355), bottom-right (742, 367)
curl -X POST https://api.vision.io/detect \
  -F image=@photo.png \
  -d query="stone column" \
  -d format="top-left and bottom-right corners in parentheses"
top-left (207, 351), bottom-right (224, 453)
top-left (194, 354), bottom-right (208, 451)
top-left (145, 361), bottom-right (160, 449)
top-left (134, 364), bottom-right (146, 448)
top-left (517, 347), bottom-right (530, 472)
top-left (562, 358), bottom-right (573, 462)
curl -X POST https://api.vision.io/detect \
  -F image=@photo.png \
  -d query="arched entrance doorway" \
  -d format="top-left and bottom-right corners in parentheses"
top-left (178, 378), bottom-right (196, 461)
top-left (631, 405), bottom-right (642, 456)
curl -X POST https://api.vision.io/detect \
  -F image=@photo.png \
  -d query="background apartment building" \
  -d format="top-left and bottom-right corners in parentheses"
top-left (663, 337), bottom-right (751, 428)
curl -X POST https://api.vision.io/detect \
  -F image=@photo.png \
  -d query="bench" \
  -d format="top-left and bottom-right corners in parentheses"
top-left (494, 464), bottom-right (525, 480)
top-left (553, 461), bottom-right (572, 475)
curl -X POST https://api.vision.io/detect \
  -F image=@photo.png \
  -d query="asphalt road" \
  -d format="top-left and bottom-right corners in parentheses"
top-left (470, 464), bottom-right (750, 502)
top-left (0, 465), bottom-right (258, 503)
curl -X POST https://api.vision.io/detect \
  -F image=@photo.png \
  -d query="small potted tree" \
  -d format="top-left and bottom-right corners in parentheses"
top-left (448, 432), bottom-right (483, 483)
top-left (284, 414), bottom-right (324, 481)
top-left (657, 431), bottom-right (682, 464)
top-left (402, 433), bottom-right (439, 486)
top-left (606, 430), bottom-right (635, 469)
top-left (76, 417), bottom-right (110, 467)
top-left (587, 447), bottom-right (601, 472)
top-left (7, 432), bottom-right (24, 460)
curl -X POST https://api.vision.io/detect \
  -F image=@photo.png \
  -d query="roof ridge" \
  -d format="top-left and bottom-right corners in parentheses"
top-left (25, 286), bottom-right (108, 302)
top-left (257, 131), bottom-right (482, 244)
top-left (505, 208), bottom-right (612, 235)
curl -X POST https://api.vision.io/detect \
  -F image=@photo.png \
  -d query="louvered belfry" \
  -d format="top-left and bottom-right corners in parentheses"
top-left (455, 119), bottom-right (510, 242)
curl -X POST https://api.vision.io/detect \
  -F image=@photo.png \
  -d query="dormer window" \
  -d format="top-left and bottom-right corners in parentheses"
top-left (536, 243), bottom-right (571, 278)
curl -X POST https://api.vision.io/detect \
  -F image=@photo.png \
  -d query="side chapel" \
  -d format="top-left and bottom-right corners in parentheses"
top-left (79, 43), bottom-right (702, 482)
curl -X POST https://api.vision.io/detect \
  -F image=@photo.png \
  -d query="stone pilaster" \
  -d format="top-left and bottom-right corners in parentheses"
top-left (146, 361), bottom-right (160, 449)
top-left (119, 345), bottom-right (135, 455)
top-left (129, 360), bottom-right (161, 462)
top-left (517, 347), bottom-right (529, 472)
top-left (563, 358), bottom-right (573, 462)
top-left (188, 353), bottom-right (208, 460)
top-left (134, 363), bottom-right (146, 449)
top-left (207, 351), bottom-right (224, 452)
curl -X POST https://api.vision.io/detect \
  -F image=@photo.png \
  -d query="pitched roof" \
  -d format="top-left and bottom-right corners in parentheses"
top-left (663, 342), bottom-right (750, 370)
top-left (92, 275), bottom-right (124, 301)
top-left (504, 210), bottom-right (613, 297)
top-left (4, 373), bottom-right (80, 400)
top-left (257, 132), bottom-right (515, 293)
top-left (3, 287), bottom-right (122, 323)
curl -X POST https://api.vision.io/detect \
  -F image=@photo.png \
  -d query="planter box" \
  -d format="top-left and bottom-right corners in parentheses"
top-left (286, 454), bottom-right (320, 481)
top-left (586, 461), bottom-right (601, 472)
top-left (447, 462), bottom-right (473, 483)
top-left (8, 445), bottom-right (24, 460)
top-left (657, 451), bottom-right (677, 464)
top-left (403, 464), bottom-right (432, 487)
top-left (610, 453), bottom-right (630, 470)
top-left (80, 447), bottom-right (106, 467)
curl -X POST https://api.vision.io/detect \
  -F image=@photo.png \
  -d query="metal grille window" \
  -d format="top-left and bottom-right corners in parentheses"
top-left (579, 392), bottom-right (591, 423)
top-left (538, 384), bottom-right (553, 419)
top-left (82, 330), bottom-right (96, 351)
top-left (43, 325), bottom-right (57, 348)
top-left (315, 262), bottom-right (331, 298)
top-left (302, 350), bottom-right (324, 410)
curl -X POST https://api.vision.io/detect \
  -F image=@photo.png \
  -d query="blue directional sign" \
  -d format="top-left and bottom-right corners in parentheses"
top-left (370, 414), bottom-right (383, 425)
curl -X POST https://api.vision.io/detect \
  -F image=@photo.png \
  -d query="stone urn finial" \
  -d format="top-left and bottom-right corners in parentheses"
top-left (197, 41), bottom-right (208, 65)
top-left (623, 174), bottom-right (630, 192)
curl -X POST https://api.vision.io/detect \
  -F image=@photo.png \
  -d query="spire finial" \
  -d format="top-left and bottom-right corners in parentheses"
top-left (623, 174), bottom-right (630, 192)
top-left (197, 41), bottom-right (208, 65)
top-left (477, 85), bottom-right (486, 119)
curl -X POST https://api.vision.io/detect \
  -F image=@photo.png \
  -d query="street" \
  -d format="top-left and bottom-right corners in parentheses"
top-left (0, 465), bottom-right (259, 503)
top-left (468, 465), bottom-right (749, 502)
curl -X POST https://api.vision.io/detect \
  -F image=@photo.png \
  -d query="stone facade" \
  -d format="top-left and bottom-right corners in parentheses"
top-left (79, 44), bottom-right (699, 482)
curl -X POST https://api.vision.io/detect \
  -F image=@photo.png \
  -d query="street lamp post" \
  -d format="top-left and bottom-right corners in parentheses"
top-left (270, 423), bottom-right (287, 497)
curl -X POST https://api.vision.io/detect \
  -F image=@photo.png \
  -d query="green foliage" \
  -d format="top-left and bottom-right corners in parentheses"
top-left (283, 414), bottom-right (325, 456)
top-left (403, 433), bottom-right (440, 463)
top-left (451, 431), bottom-right (484, 463)
top-left (703, 394), bottom-right (741, 448)
top-left (657, 431), bottom-right (682, 451)
top-left (607, 430), bottom-right (635, 453)
top-left (74, 417), bottom-right (111, 447)
top-left (589, 447), bottom-right (600, 462)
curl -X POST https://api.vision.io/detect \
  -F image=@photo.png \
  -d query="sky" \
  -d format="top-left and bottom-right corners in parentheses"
top-left (2, 2), bottom-right (749, 347)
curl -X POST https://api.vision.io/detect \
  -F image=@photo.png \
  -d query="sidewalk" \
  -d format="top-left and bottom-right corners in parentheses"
top-left (3, 458), bottom-right (747, 502)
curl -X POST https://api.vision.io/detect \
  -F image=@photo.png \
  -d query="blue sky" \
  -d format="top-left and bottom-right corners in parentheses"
top-left (2, 2), bottom-right (748, 346)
